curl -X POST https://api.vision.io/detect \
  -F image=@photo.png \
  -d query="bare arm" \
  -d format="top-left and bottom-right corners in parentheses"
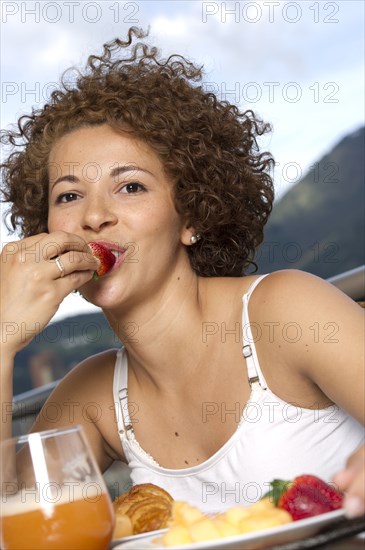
top-left (252, 269), bottom-right (364, 515)
top-left (0, 232), bottom-right (98, 442)
top-left (252, 269), bottom-right (364, 422)
top-left (27, 352), bottom-right (121, 472)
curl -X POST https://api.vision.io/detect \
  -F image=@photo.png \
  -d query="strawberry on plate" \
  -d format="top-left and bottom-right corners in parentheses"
top-left (88, 242), bottom-right (116, 278)
top-left (266, 475), bottom-right (343, 520)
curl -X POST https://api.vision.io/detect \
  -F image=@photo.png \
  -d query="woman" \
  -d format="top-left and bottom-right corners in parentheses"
top-left (1, 27), bottom-right (364, 516)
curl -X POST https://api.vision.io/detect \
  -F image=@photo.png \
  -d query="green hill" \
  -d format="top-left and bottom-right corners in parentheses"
top-left (255, 126), bottom-right (365, 278)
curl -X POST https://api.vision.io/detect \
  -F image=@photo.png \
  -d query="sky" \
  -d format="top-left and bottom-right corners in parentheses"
top-left (1, 0), bottom-right (364, 322)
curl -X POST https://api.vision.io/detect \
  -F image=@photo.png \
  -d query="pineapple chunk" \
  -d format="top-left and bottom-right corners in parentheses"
top-left (162, 525), bottom-right (192, 547)
top-left (239, 509), bottom-right (292, 533)
top-left (223, 505), bottom-right (252, 526)
top-left (248, 497), bottom-right (276, 512)
top-left (172, 502), bottom-right (204, 525)
top-left (214, 517), bottom-right (241, 538)
top-left (161, 497), bottom-right (293, 547)
top-left (189, 518), bottom-right (221, 542)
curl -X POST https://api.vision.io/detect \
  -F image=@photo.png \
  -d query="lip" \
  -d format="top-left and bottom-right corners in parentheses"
top-left (89, 240), bottom-right (128, 274)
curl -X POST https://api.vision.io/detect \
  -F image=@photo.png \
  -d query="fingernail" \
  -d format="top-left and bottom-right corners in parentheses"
top-left (345, 496), bottom-right (364, 518)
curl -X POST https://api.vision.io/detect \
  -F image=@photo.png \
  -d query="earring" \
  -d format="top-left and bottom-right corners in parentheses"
top-left (190, 234), bottom-right (201, 244)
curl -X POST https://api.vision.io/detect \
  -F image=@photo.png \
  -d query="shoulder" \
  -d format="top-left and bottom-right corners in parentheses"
top-left (59, 348), bottom-right (120, 395)
top-left (41, 348), bottom-right (120, 410)
top-left (249, 269), bottom-right (361, 319)
top-left (250, 271), bottom-right (363, 407)
top-left (248, 269), bottom-right (364, 353)
top-left (32, 348), bottom-right (123, 467)
top-left (37, 348), bottom-right (120, 419)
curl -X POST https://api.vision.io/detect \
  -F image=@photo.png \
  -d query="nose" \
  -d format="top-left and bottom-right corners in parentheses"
top-left (80, 195), bottom-right (118, 233)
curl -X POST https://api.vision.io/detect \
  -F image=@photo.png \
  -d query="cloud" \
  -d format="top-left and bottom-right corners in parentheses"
top-left (1, 0), bottom-right (364, 320)
top-left (2, 0), bottom-right (363, 181)
top-left (152, 14), bottom-right (189, 37)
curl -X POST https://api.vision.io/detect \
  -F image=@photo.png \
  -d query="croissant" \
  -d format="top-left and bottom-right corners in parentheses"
top-left (113, 483), bottom-right (174, 538)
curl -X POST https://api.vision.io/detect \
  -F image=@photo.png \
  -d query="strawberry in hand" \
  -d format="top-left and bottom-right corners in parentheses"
top-left (88, 242), bottom-right (116, 279)
top-left (266, 475), bottom-right (343, 520)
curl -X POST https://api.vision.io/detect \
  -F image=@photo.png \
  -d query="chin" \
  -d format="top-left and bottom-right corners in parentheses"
top-left (79, 279), bottom-right (121, 308)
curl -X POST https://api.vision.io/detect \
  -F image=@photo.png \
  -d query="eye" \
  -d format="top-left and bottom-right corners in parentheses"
top-left (55, 192), bottom-right (80, 204)
top-left (120, 182), bottom-right (145, 194)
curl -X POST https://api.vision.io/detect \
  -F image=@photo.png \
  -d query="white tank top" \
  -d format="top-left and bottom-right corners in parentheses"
top-left (112, 275), bottom-right (364, 514)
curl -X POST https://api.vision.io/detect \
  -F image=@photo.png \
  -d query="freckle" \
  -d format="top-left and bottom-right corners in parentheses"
top-left (177, 277), bottom-right (180, 281)
top-left (184, 460), bottom-right (189, 465)
top-left (175, 432), bottom-right (179, 437)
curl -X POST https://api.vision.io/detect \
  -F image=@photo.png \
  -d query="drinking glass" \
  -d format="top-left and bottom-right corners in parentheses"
top-left (0, 425), bottom-right (115, 550)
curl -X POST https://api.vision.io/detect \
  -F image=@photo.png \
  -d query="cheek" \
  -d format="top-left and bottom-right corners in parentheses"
top-left (146, 212), bottom-right (182, 243)
top-left (134, 201), bottom-right (180, 236)
top-left (47, 210), bottom-right (75, 232)
top-left (47, 211), bottom-right (56, 232)
top-left (151, 199), bottom-right (183, 235)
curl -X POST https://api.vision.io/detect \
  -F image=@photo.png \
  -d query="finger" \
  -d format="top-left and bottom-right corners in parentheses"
top-left (52, 255), bottom-right (66, 278)
top-left (50, 249), bottom-right (100, 280)
top-left (332, 469), bottom-right (354, 491)
top-left (332, 458), bottom-right (365, 518)
top-left (345, 449), bottom-right (365, 472)
top-left (1, 233), bottom-right (47, 262)
top-left (2, 232), bottom-right (91, 266)
top-left (38, 231), bottom-right (94, 260)
top-left (343, 481), bottom-right (365, 518)
top-left (57, 269), bottom-right (96, 292)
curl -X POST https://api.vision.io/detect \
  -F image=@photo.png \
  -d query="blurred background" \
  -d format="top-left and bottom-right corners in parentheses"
top-left (1, 1), bottom-right (364, 395)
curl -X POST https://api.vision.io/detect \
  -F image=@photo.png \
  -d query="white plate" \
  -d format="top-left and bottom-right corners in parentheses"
top-left (113, 509), bottom-right (346, 549)
top-left (110, 529), bottom-right (168, 548)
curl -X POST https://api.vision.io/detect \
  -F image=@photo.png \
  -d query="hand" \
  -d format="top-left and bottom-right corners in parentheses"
top-left (332, 444), bottom-right (365, 518)
top-left (1, 231), bottom-right (99, 356)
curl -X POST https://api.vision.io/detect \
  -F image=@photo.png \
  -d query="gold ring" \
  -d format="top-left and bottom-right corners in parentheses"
top-left (54, 256), bottom-right (65, 278)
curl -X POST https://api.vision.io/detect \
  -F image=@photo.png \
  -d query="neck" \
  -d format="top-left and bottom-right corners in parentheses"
top-left (104, 268), bottom-right (211, 391)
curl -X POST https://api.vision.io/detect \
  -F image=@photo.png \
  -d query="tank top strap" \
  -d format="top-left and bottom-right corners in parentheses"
top-left (242, 274), bottom-right (270, 389)
top-left (113, 347), bottom-right (134, 435)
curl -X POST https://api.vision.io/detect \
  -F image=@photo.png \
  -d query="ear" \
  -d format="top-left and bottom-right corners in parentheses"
top-left (180, 224), bottom-right (198, 246)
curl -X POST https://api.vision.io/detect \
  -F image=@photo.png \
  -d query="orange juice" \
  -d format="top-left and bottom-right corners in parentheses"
top-left (1, 491), bottom-right (114, 550)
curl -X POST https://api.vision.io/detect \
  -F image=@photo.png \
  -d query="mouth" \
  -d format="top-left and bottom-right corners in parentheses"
top-left (109, 249), bottom-right (126, 269)
top-left (110, 248), bottom-right (125, 260)
top-left (89, 240), bottom-right (128, 276)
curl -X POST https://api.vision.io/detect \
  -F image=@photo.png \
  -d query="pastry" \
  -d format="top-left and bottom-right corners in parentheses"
top-left (113, 483), bottom-right (174, 537)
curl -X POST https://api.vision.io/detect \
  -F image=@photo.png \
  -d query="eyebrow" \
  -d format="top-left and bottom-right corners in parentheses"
top-left (110, 165), bottom-right (154, 179)
top-left (50, 165), bottom-right (154, 189)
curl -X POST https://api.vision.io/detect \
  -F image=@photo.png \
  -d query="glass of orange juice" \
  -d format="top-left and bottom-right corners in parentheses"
top-left (0, 425), bottom-right (115, 550)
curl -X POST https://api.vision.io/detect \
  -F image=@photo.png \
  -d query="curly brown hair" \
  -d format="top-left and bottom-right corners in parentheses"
top-left (1, 27), bottom-right (274, 277)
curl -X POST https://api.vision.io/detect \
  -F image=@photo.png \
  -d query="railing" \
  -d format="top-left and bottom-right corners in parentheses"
top-left (12, 380), bottom-right (59, 436)
top-left (327, 265), bottom-right (365, 301)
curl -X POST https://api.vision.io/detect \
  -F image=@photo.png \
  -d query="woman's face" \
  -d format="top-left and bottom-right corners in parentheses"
top-left (47, 124), bottom-right (193, 310)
